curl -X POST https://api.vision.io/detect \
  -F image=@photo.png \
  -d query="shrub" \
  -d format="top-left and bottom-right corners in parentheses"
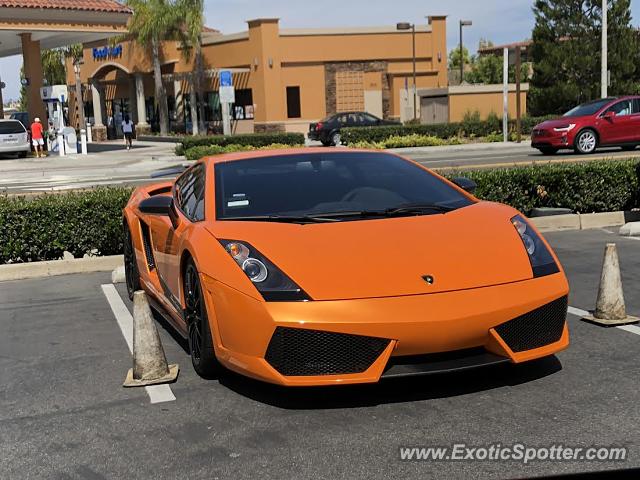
top-left (184, 143), bottom-right (305, 161)
top-left (0, 188), bottom-right (133, 264)
top-left (341, 115), bottom-right (554, 145)
top-left (177, 132), bottom-right (305, 155)
top-left (442, 159), bottom-right (640, 214)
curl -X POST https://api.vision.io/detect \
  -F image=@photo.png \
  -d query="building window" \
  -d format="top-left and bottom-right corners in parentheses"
top-left (232, 89), bottom-right (253, 120)
top-left (286, 86), bottom-right (301, 119)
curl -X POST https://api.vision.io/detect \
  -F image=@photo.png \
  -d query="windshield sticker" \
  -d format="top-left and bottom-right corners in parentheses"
top-left (227, 194), bottom-right (250, 208)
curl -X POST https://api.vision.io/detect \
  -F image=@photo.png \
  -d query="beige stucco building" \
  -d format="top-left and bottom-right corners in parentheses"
top-left (67, 16), bottom-right (449, 138)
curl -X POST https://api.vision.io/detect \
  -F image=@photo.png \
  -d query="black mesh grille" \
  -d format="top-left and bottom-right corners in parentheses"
top-left (139, 221), bottom-right (156, 270)
top-left (495, 296), bottom-right (568, 352)
top-left (265, 327), bottom-right (390, 376)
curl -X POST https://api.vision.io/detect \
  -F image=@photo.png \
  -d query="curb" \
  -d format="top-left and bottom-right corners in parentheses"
top-left (0, 255), bottom-right (123, 283)
top-left (530, 211), bottom-right (634, 232)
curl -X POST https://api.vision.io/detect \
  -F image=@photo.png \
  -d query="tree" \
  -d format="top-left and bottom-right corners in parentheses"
top-left (529, 0), bottom-right (640, 116)
top-left (125, 0), bottom-right (186, 135)
top-left (448, 45), bottom-right (471, 70)
top-left (176, 0), bottom-right (206, 135)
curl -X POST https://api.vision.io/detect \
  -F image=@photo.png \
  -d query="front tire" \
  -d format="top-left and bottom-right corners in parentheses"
top-left (574, 129), bottom-right (598, 154)
top-left (538, 147), bottom-right (558, 155)
top-left (123, 221), bottom-right (141, 301)
top-left (184, 260), bottom-right (220, 378)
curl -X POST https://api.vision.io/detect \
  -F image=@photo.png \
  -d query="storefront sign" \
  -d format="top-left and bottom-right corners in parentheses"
top-left (93, 45), bottom-right (123, 61)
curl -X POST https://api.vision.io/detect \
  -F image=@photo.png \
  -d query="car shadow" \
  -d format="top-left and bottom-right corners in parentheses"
top-left (217, 355), bottom-right (563, 410)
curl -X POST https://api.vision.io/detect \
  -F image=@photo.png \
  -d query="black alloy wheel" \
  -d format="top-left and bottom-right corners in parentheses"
top-left (184, 260), bottom-right (219, 378)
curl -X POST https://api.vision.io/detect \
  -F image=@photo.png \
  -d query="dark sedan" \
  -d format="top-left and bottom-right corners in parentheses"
top-left (309, 112), bottom-right (400, 146)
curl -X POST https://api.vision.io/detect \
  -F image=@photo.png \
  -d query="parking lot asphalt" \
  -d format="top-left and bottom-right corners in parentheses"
top-left (1, 229), bottom-right (639, 479)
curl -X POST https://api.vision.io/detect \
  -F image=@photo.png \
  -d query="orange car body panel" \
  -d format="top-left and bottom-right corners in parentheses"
top-left (123, 148), bottom-right (570, 386)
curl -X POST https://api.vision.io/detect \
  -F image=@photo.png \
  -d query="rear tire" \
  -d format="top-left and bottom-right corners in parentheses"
top-left (18, 151), bottom-right (28, 158)
top-left (123, 221), bottom-right (141, 301)
top-left (538, 147), bottom-right (558, 156)
top-left (184, 259), bottom-right (220, 378)
top-left (321, 140), bottom-right (331, 147)
top-left (330, 131), bottom-right (341, 147)
top-left (574, 129), bottom-right (598, 154)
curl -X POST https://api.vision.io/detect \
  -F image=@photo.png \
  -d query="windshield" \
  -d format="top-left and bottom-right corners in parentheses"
top-left (0, 121), bottom-right (26, 135)
top-left (215, 152), bottom-right (473, 222)
top-left (563, 99), bottom-right (613, 117)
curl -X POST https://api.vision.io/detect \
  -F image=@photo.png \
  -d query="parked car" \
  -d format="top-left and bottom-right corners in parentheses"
top-left (532, 96), bottom-right (640, 155)
top-left (308, 112), bottom-right (400, 146)
top-left (123, 148), bottom-right (569, 386)
top-left (0, 119), bottom-right (31, 158)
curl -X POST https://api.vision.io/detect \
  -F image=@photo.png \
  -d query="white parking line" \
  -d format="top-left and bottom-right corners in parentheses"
top-left (568, 305), bottom-right (640, 336)
top-left (101, 284), bottom-right (176, 404)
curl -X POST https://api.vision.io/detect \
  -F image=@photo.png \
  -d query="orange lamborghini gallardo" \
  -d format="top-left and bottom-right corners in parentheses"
top-left (122, 148), bottom-right (569, 386)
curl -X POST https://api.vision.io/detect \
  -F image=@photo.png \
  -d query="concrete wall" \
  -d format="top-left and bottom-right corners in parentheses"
top-left (449, 90), bottom-right (528, 122)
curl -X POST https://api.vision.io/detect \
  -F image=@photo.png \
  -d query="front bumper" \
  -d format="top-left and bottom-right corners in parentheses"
top-left (531, 131), bottom-right (575, 149)
top-left (202, 273), bottom-right (569, 386)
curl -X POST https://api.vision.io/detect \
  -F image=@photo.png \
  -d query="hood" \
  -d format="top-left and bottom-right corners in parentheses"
top-left (208, 203), bottom-right (534, 301)
top-left (536, 117), bottom-right (589, 130)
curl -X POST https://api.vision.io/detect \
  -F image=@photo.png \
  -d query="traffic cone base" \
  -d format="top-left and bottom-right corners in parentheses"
top-left (123, 363), bottom-right (179, 387)
top-left (582, 313), bottom-right (639, 327)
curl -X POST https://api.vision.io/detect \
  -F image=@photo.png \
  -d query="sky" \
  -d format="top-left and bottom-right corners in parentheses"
top-left (1, 0), bottom-right (639, 101)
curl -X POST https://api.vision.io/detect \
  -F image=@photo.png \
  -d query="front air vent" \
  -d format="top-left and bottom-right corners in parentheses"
top-left (139, 221), bottom-right (156, 270)
top-left (265, 327), bottom-right (390, 376)
top-left (495, 296), bottom-right (568, 352)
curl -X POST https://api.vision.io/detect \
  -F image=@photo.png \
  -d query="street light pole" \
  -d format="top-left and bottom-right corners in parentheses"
top-left (397, 22), bottom-right (417, 121)
top-left (411, 24), bottom-right (417, 122)
top-left (459, 20), bottom-right (472, 85)
top-left (601, 0), bottom-right (608, 98)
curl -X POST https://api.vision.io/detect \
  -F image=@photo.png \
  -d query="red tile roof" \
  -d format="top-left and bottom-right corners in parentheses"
top-left (0, 0), bottom-right (131, 13)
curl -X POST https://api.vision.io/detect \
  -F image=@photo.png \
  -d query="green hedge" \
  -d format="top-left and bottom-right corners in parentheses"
top-left (1, 159), bottom-right (638, 264)
top-left (0, 188), bottom-right (133, 264)
top-left (442, 159), bottom-right (640, 214)
top-left (177, 132), bottom-right (305, 155)
top-left (342, 115), bottom-right (555, 145)
top-left (184, 143), bottom-right (305, 161)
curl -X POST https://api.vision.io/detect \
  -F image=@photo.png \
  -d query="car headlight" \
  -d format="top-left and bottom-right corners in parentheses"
top-left (553, 124), bottom-right (576, 133)
top-left (511, 215), bottom-right (560, 277)
top-left (219, 239), bottom-right (310, 301)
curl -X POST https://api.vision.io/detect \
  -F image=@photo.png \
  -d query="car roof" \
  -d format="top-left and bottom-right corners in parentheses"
top-left (201, 147), bottom-right (387, 165)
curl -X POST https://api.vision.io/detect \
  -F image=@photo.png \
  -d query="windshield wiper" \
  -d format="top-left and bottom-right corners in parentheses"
top-left (222, 214), bottom-right (341, 223)
top-left (383, 203), bottom-right (456, 215)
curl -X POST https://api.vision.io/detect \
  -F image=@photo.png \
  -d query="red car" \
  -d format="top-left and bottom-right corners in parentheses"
top-left (531, 96), bottom-right (640, 155)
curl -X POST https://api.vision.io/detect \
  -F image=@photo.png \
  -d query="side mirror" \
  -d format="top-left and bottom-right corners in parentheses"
top-left (451, 177), bottom-right (477, 194)
top-left (139, 195), bottom-right (180, 228)
top-left (604, 111), bottom-right (616, 120)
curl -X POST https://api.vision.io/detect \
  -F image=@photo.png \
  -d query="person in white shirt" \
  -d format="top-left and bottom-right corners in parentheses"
top-left (122, 114), bottom-right (134, 150)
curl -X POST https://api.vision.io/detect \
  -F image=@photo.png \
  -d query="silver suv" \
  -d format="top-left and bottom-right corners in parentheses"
top-left (0, 119), bottom-right (30, 158)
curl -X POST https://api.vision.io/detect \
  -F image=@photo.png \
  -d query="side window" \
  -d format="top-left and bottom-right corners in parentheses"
top-left (175, 164), bottom-right (206, 221)
top-left (363, 113), bottom-right (379, 125)
top-left (605, 100), bottom-right (632, 117)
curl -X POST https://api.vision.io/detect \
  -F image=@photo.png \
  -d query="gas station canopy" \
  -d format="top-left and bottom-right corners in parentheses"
top-left (0, 0), bottom-right (131, 122)
top-left (0, 0), bottom-right (131, 57)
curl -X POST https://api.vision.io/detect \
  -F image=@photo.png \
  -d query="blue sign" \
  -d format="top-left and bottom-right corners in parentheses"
top-left (93, 45), bottom-right (123, 61)
top-left (220, 70), bottom-right (232, 87)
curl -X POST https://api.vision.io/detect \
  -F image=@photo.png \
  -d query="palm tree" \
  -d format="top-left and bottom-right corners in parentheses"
top-left (125, 0), bottom-right (187, 136)
top-left (175, 0), bottom-right (205, 135)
